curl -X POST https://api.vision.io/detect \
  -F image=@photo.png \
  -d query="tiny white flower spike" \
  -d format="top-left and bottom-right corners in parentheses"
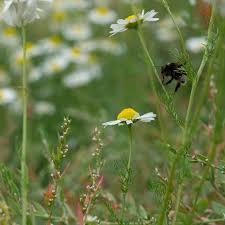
top-left (109, 9), bottom-right (159, 36)
top-left (102, 108), bottom-right (156, 127)
top-left (1, 0), bottom-right (53, 27)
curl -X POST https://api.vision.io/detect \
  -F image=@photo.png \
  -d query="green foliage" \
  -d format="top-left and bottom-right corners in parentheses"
top-left (0, 164), bottom-right (20, 200)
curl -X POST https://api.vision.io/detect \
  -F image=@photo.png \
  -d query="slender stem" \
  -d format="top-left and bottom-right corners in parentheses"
top-left (157, 155), bottom-right (177, 225)
top-left (184, 1), bottom-right (216, 144)
top-left (137, 29), bottom-right (169, 140)
top-left (160, 0), bottom-right (187, 55)
top-left (183, 56), bottom-right (208, 144)
top-left (127, 125), bottom-right (133, 172)
top-left (171, 184), bottom-right (183, 225)
top-left (122, 125), bottom-right (133, 219)
top-left (137, 30), bottom-right (169, 97)
top-left (21, 25), bottom-right (28, 225)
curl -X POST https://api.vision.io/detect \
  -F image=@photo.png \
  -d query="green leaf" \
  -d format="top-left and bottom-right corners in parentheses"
top-left (195, 199), bottom-right (209, 213)
top-left (138, 205), bottom-right (148, 219)
top-left (0, 164), bottom-right (20, 200)
top-left (32, 202), bottom-right (48, 217)
top-left (212, 201), bottom-right (225, 215)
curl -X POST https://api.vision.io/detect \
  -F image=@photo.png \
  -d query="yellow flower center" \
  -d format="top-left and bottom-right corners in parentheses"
top-left (3, 27), bottom-right (16, 36)
top-left (51, 63), bottom-right (61, 72)
top-left (117, 108), bottom-right (140, 120)
top-left (96, 7), bottom-right (109, 15)
top-left (16, 55), bottom-right (24, 65)
top-left (26, 42), bottom-right (33, 51)
top-left (71, 47), bottom-right (81, 56)
top-left (125, 15), bottom-right (137, 23)
top-left (53, 11), bottom-right (66, 21)
top-left (50, 36), bottom-right (61, 45)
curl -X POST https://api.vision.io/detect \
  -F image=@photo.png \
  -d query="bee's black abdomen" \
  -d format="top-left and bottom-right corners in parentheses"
top-left (160, 62), bottom-right (187, 92)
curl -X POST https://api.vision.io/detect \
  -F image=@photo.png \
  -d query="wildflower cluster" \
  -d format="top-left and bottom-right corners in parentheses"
top-left (43, 117), bottom-right (71, 223)
top-left (0, 1), bottom-right (125, 116)
top-left (54, 117), bottom-right (71, 164)
top-left (79, 128), bottom-right (104, 223)
top-left (43, 184), bottom-right (56, 207)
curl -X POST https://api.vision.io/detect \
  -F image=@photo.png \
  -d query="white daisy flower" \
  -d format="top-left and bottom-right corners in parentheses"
top-left (186, 36), bottom-right (206, 53)
top-left (0, 88), bottom-right (17, 105)
top-left (102, 108), bottom-right (156, 127)
top-left (34, 101), bottom-right (55, 115)
top-left (63, 23), bottom-right (92, 41)
top-left (63, 47), bottom-right (90, 65)
top-left (54, 0), bottom-right (90, 11)
top-left (156, 16), bottom-right (185, 43)
top-left (63, 64), bottom-right (101, 88)
top-left (41, 55), bottom-right (69, 76)
top-left (97, 39), bottom-right (126, 55)
top-left (1, 0), bottom-right (53, 27)
top-left (29, 67), bottom-right (43, 82)
top-left (79, 39), bottom-right (126, 55)
top-left (109, 9), bottom-right (159, 36)
top-left (34, 35), bottom-right (65, 56)
top-left (0, 27), bottom-right (19, 47)
top-left (89, 7), bottom-right (117, 25)
top-left (189, 0), bottom-right (196, 5)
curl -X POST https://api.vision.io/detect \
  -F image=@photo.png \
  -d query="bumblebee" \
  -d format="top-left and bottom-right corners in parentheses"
top-left (161, 62), bottom-right (187, 92)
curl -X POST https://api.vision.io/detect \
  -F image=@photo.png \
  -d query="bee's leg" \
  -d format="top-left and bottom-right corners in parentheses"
top-left (161, 74), bottom-right (165, 84)
top-left (175, 82), bottom-right (181, 92)
top-left (165, 77), bottom-right (173, 85)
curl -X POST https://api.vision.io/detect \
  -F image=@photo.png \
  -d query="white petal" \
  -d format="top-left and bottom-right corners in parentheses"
top-left (126, 120), bottom-right (133, 125)
top-left (102, 120), bottom-right (122, 127)
top-left (2, 0), bottom-right (13, 13)
top-left (137, 112), bottom-right (156, 122)
top-left (110, 23), bottom-right (124, 30)
top-left (143, 10), bottom-right (159, 22)
top-left (117, 19), bottom-right (127, 24)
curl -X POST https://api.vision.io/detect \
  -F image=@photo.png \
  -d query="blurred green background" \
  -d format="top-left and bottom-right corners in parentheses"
top-left (0, 0), bottom-right (224, 216)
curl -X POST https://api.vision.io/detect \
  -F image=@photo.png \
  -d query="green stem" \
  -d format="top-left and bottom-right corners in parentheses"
top-left (122, 125), bottom-right (133, 219)
top-left (157, 154), bottom-right (178, 225)
top-left (137, 29), bottom-right (169, 140)
top-left (183, 47), bottom-right (210, 143)
top-left (137, 30), bottom-right (169, 97)
top-left (21, 26), bottom-right (28, 225)
top-left (127, 125), bottom-right (133, 172)
top-left (171, 184), bottom-right (183, 225)
top-left (160, 0), bottom-right (187, 55)
top-left (184, 1), bottom-right (216, 144)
